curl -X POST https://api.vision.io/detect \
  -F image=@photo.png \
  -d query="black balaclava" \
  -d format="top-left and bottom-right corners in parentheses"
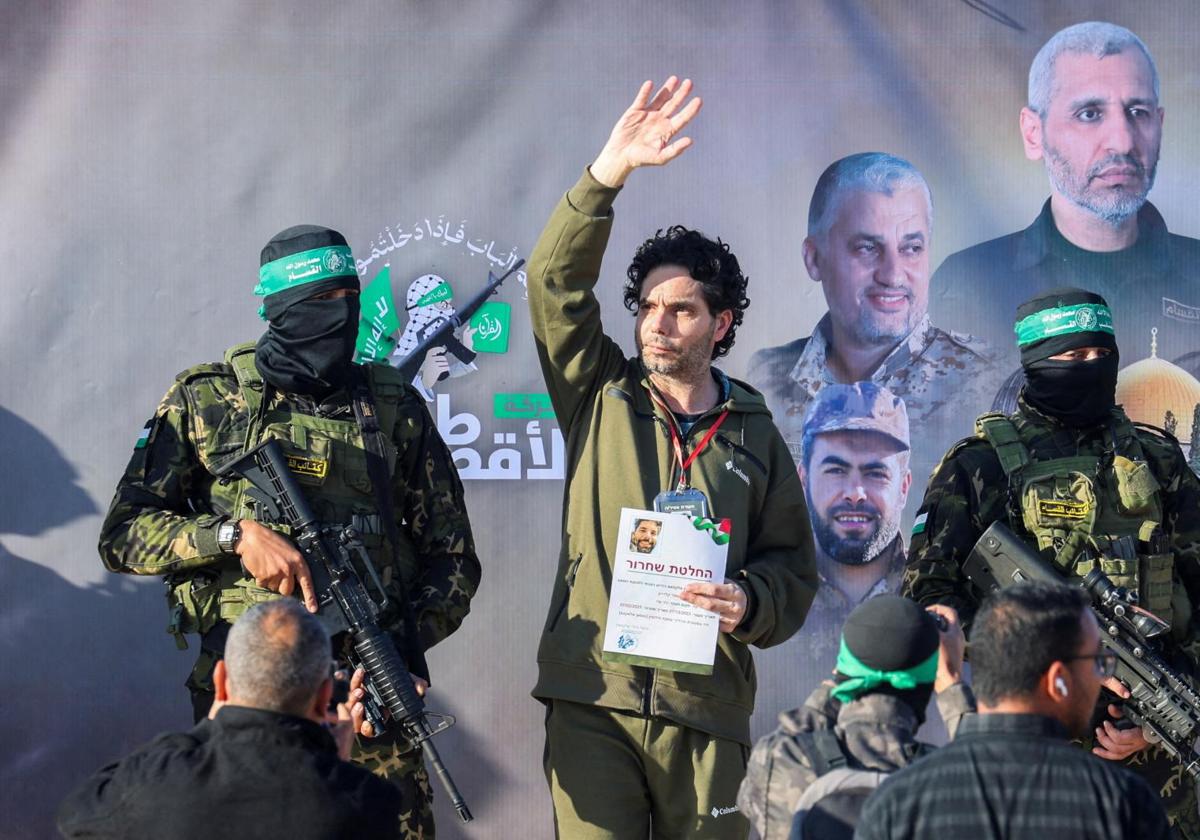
top-left (254, 225), bottom-right (360, 396)
top-left (831, 595), bottom-right (940, 722)
top-left (1014, 287), bottom-right (1119, 428)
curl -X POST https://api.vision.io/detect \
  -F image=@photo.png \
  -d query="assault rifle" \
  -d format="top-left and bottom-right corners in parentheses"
top-left (964, 520), bottom-right (1200, 780)
top-left (218, 438), bottom-right (473, 821)
top-left (394, 260), bottom-right (525, 383)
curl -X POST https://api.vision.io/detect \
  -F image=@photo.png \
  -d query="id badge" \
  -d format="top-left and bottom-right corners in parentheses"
top-left (653, 487), bottom-right (709, 518)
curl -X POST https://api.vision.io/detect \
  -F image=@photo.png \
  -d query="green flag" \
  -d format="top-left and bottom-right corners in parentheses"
top-left (355, 325), bottom-right (397, 364)
top-left (355, 266), bottom-right (402, 364)
top-left (469, 301), bottom-right (511, 354)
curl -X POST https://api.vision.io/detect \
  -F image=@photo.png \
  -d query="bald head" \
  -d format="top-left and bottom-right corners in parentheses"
top-left (224, 600), bottom-right (331, 717)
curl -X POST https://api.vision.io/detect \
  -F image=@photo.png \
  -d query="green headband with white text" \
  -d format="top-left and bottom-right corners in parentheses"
top-left (255, 245), bottom-right (356, 298)
top-left (1014, 302), bottom-right (1114, 347)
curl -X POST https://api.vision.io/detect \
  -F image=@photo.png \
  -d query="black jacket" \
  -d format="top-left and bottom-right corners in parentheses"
top-left (930, 200), bottom-right (1200, 372)
top-left (57, 706), bottom-right (402, 840)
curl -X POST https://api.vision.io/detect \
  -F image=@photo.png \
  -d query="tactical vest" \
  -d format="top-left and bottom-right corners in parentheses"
top-left (166, 342), bottom-right (411, 647)
top-left (976, 411), bottom-right (1185, 634)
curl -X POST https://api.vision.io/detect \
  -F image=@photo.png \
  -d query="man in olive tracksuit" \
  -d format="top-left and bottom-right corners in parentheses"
top-left (527, 77), bottom-right (818, 839)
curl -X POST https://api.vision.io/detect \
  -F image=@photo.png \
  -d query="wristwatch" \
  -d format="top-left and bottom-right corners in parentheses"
top-left (217, 519), bottom-right (242, 554)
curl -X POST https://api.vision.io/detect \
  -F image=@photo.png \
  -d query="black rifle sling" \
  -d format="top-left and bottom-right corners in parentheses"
top-left (351, 373), bottom-right (431, 683)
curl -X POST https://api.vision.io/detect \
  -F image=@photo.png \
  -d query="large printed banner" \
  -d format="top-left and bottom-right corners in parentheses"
top-left (3, 2), bottom-right (1199, 837)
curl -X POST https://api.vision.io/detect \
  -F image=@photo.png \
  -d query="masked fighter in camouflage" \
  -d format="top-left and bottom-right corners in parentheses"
top-left (98, 225), bottom-right (481, 839)
top-left (904, 287), bottom-right (1200, 836)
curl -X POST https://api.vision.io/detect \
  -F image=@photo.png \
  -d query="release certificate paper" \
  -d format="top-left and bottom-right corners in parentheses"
top-left (601, 508), bottom-right (731, 675)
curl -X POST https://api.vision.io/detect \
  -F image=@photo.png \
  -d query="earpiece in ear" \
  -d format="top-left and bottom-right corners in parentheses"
top-left (1055, 676), bottom-right (1069, 698)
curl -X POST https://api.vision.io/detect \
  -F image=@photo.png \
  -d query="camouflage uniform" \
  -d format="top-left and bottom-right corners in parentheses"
top-left (794, 537), bottom-right (906, 670)
top-left (98, 341), bottom-right (481, 839)
top-left (738, 680), bottom-right (975, 839)
top-left (757, 382), bottom-right (911, 708)
top-left (745, 313), bottom-right (1002, 470)
top-left (904, 394), bottom-right (1200, 837)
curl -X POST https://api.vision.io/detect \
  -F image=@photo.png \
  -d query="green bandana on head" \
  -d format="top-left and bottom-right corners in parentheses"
top-left (1013, 288), bottom-right (1120, 426)
top-left (830, 637), bottom-right (939, 704)
top-left (1012, 287), bottom-right (1118, 364)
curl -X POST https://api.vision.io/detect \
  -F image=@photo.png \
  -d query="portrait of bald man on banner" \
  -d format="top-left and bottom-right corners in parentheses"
top-left (931, 21), bottom-right (1200, 374)
top-left (747, 153), bottom-right (1000, 473)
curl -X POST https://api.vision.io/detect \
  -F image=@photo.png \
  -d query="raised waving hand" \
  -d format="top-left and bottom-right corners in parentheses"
top-left (591, 76), bottom-right (703, 188)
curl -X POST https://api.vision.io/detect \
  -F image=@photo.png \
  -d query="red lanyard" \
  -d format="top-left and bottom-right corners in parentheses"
top-left (648, 389), bottom-right (729, 490)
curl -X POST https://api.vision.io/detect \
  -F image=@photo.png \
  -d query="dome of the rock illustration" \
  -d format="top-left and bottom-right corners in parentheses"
top-left (1117, 329), bottom-right (1200, 441)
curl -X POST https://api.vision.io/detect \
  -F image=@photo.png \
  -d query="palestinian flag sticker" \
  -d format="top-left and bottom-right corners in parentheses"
top-left (135, 420), bottom-right (153, 450)
top-left (912, 511), bottom-right (928, 536)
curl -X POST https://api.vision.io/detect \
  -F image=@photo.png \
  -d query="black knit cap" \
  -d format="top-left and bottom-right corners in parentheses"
top-left (842, 595), bottom-right (939, 672)
top-left (259, 225), bottom-right (359, 317)
top-left (1015, 287), bottom-right (1118, 366)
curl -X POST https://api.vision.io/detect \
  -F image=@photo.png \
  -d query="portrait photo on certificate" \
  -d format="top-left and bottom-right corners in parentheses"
top-left (602, 508), bottom-right (731, 674)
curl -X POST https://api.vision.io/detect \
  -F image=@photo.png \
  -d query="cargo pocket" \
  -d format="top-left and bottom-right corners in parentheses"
top-left (1071, 554), bottom-right (1138, 598)
top-left (260, 423), bottom-right (333, 488)
top-left (1114, 456), bottom-right (1160, 516)
top-left (1087, 555), bottom-right (1138, 587)
top-left (1140, 553), bottom-right (1175, 623)
top-left (165, 569), bottom-right (224, 646)
top-left (1023, 472), bottom-right (1097, 529)
top-left (219, 577), bottom-right (283, 623)
top-left (1021, 471), bottom-right (1097, 556)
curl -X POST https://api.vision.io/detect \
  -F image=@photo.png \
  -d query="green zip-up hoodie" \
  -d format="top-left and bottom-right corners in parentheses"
top-left (529, 169), bottom-right (818, 746)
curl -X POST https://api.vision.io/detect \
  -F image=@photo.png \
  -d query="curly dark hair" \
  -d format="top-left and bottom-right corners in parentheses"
top-left (622, 225), bottom-right (750, 360)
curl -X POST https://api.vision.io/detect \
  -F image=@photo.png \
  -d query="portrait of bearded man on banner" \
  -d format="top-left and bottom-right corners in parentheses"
top-left (757, 383), bottom-right (912, 697)
top-left (391, 273), bottom-right (479, 400)
top-left (931, 21), bottom-right (1200, 381)
top-left (746, 153), bottom-right (1001, 479)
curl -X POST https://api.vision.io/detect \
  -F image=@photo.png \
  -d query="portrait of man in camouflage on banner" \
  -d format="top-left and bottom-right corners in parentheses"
top-left (755, 382), bottom-right (913, 710)
top-left (746, 152), bottom-right (1001, 480)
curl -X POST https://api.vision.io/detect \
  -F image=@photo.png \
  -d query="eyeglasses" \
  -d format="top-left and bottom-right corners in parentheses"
top-left (1062, 652), bottom-right (1118, 678)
